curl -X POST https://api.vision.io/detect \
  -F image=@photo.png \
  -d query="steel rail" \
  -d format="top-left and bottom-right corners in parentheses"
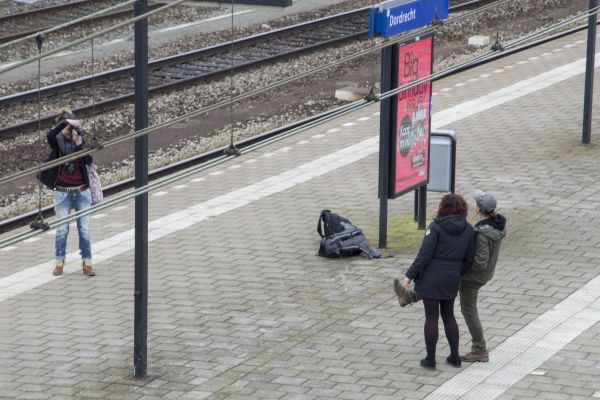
top-left (0, 14), bottom-right (594, 235)
top-left (0, 0), bottom-right (188, 76)
top-left (0, 8), bottom-right (370, 137)
top-left (450, 0), bottom-right (492, 9)
top-left (0, 1), bottom-right (163, 47)
top-left (0, 0), bottom-right (552, 188)
top-left (0, 0), bottom-right (91, 22)
top-left (0, 97), bottom-right (371, 247)
top-left (0, 0), bottom-right (500, 138)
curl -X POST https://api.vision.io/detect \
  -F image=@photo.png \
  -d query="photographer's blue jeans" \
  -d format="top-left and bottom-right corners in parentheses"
top-left (54, 189), bottom-right (92, 262)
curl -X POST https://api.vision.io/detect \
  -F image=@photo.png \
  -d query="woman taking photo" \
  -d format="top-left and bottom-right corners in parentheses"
top-left (396, 193), bottom-right (474, 369)
top-left (41, 107), bottom-right (95, 277)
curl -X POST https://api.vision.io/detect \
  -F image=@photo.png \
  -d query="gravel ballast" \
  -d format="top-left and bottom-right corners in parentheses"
top-left (0, 0), bottom-right (589, 222)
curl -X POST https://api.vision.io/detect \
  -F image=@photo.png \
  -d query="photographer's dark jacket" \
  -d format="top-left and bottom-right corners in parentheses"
top-left (460, 214), bottom-right (506, 288)
top-left (405, 215), bottom-right (475, 299)
top-left (39, 121), bottom-right (92, 189)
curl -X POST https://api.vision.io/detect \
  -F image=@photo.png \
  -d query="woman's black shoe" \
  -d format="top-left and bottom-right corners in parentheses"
top-left (446, 356), bottom-right (462, 367)
top-left (420, 358), bottom-right (436, 369)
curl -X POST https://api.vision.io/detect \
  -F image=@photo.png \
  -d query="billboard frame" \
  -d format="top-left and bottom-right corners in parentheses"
top-left (388, 33), bottom-right (434, 199)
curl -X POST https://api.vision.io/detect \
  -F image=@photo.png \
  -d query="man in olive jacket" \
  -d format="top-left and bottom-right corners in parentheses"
top-left (459, 190), bottom-right (506, 362)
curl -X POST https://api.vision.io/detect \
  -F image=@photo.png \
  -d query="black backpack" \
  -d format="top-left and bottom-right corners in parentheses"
top-left (316, 210), bottom-right (381, 259)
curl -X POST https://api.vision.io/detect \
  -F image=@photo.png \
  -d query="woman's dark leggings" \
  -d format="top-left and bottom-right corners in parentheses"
top-left (422, 297), bottom-right (459, 361)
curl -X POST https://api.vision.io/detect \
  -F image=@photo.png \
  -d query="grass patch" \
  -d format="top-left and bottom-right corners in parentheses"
top-left (364, 215), bottom-right (426, 256)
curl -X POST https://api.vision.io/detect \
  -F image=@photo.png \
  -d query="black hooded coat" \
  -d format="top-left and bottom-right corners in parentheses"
top-left (38, 120), bottom-right (93, 189)
top-left (405, 215), bottom-right (475, 299)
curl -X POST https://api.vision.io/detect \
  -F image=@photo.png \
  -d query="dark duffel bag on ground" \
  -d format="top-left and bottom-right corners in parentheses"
top-left (316, 210), bottom-right (381, 259)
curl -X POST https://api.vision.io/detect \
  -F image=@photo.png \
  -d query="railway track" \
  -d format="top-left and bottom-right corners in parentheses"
top-left (0, 18), bottom-right (591, 235)
top-left (0, 1), bottom-right (164, 44)
top-left (450, 0), bottom-right (492, 7)
top-left (0, 0), bottom-right (496, 140)
top-left (0, 7), bottom-right (370, 138)
top-left (0, 0), bottom-right (550, 234)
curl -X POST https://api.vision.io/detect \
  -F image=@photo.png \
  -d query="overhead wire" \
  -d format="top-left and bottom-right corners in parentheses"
top-left (224, 0), bottom-right (240, 156)
top-left (1, 1), bottom-right (599, 248)
top-left (0, 0), bottom-right (188, 76)
top-left (1, 2), bottom-right (599, 189)
top-left (0, 0), bottom-right (508, 77)
top-left (368, 0), bottom-right (377, 98)
top-left (90, 13), bottom-right (101, 149)
top-left (31, 34), bottom-right (50, 231)
top-left (2, 7), bottom-right (596, 249)
top-left (0, 96), bottom-right (371, 249)
top-left (491, 0), bottom-right (504, 51)
top-left (0, 0), bottom-right (136, 51)
top-left (500, 5), bottom-right (600, 50)
top-left (380, 6), bottom-right (600, 101)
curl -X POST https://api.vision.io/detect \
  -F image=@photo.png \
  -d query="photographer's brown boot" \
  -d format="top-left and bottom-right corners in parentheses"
top-left (53, 260), bottom-right (64, 276)
top-left (82, 260), bottom-right (95, 276)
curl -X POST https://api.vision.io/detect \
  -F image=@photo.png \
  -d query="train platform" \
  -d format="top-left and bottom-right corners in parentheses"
top-left (1, 27), bottom-right (600, 399)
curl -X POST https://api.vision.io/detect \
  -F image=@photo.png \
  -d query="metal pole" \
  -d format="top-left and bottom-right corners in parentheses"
top-left (450, 137), bottom-right (456, 194)
top-left (379, 45), bottom-right (393, 248)
top-left (413, 190), bottom-right (418, 221)
top-left (583, 0), bottom-right (597, 144)
top-left (417, 186), bottom-right (427, 230)
top-left (133, 0), bottom-right (149, 379)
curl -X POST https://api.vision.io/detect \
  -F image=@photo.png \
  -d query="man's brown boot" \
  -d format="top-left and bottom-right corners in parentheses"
top-left (53, 260), bottom-right (64, 276)
top-left (461, 351), bottom-right (489, 362)
top-left (82, 260), bottom-right (95, 276)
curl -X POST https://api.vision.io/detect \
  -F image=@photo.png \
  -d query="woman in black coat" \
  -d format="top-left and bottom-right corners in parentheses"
top-left (401, 193), bottom-right (475, 369)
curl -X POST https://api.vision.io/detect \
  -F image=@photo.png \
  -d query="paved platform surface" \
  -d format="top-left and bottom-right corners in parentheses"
top-left (2, 29), bottom-right (600, 399)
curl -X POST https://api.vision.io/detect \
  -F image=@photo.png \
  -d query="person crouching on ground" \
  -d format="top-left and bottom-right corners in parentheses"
top-left (46, 107), bottom-right (95, 277)
top-left (459, 190), bottom-right (506, 362)
top-left (395, 193), bottom-right (475, 369)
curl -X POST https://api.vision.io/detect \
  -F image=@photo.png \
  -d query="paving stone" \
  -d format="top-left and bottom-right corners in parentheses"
top-left (2, 28), bottom-right (600, 400)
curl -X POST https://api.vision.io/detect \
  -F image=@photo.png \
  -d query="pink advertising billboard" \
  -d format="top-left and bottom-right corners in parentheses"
top-left (389, 35), bottom-right (433, 198)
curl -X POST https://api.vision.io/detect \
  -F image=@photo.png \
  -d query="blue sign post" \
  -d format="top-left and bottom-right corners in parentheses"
top-left (369, 0), bottom-right (448, 38)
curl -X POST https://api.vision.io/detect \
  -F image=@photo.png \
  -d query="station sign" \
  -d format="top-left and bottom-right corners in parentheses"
top-left (369, 0), bottom-right (448, 38)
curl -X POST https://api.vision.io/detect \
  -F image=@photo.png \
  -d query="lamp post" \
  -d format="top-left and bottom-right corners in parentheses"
top-left (582, 0), bottom-right (597, 144)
